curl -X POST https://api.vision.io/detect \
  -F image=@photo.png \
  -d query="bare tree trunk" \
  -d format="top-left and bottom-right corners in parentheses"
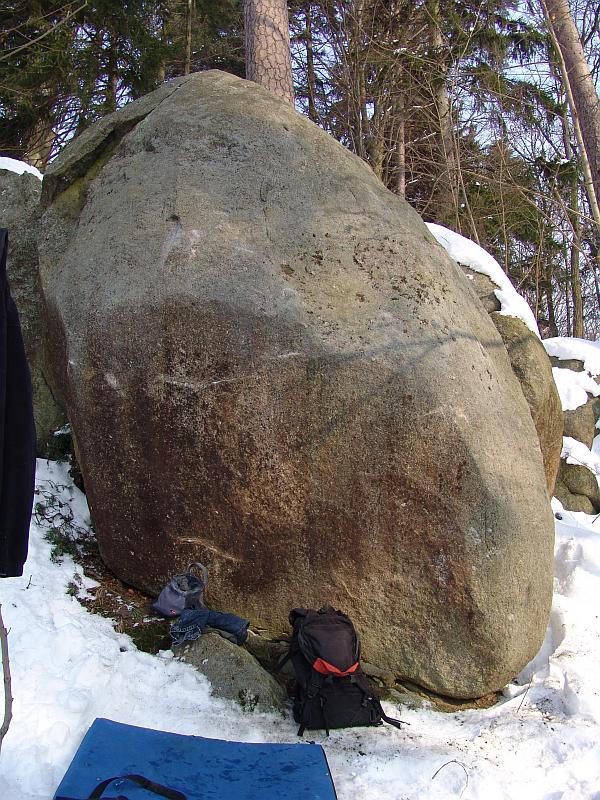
top-left (0, 604), bottom-right (13, 755)
top-left (569, 219), bottom-right (584, 337)
top-left (304, 3), bottom-right (318, 122)
top-left (560, 106), bottom-right (585, 336)
top-left (569, 171), bottom-right (584, 337)
top-left (592, 260), bottom-right (600, 316)
top-left (368, 100), bottom-right (385, 179)
top-left (565, 270), bottom-right (572, 335)
top-left (544, 0), bottom-right (600, 213)
top-left (545, 277), bottom-right (559, 338)
top-left (184, 0), bottom-right (194, 75)
top-left (244, 0), bottom-right (294, 104)
top-left (348, 0), bottom-right (368, 162)
top-left (104, 29), bottom-right (118, 113)
top-left (24, 114), bottom-right (56, 170)
top-left (394, 94), bottom-right (406, 197)
top-left (426, 0), bottom-right (459, 225)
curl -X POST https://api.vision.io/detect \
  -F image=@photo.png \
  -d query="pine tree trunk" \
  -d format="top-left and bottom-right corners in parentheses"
top-left (184, 0), bottom-right (194, 75)
top-left (544, 277), bottom-right (559, 338)
top-left (561, 105), bottom-right (584, 336)
top-left (565, 271), bottom-right (572, 335)
top-left (394, 94), bottom-right (406, 197)
top-left (426, 0), bottom-right (459, 225)
top-left (592, 261), bottom-right (600, 317)
top-left (351, 0), bottom-right (369, 163)
top-left (304, 3), bottom-right (318, 122)
top-left (24, 115), bottom-right (55, 169)
top-left (244, 0), bottom-right (294, 104)
top-left (104, 29), bottom-right (118, 113)
top-left (569, 181), bottom-right (584, 337)
top-left (545, 0), bottom-right (600, 205)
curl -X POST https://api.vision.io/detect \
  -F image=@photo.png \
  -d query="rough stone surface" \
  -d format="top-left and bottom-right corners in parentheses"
top-left (563, 402), bottom-right (597, 450)
top-left (39, 70), bottom-right (554, 699)
top-left (243, 631), bottom-right (288, 674)
top-left (0, 167), bottom-right (66, 452)
top-left (175, 630), bottom-right (287, 711)
top-left (549, 356), bottom-right (584, 372)
top-left (555, 464), bottom-right (600, 513)
top-left (457, 268), bottom-right (562, 494)
top-left (461, 268), bottom-right (502, 314)
top-left (546, 357), bottom-right (600, 513)
top-left (490, 314), bottom-right (563, 494)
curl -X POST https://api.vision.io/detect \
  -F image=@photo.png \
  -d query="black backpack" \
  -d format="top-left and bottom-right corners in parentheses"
top-left (280, 605), bottom-right (404, 736)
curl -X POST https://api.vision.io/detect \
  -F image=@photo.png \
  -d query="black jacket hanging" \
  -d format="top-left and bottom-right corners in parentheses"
top-left (0, 228), bottom-right (36, 578)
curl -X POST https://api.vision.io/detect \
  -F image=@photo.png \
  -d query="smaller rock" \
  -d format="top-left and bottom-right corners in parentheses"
top-left (175, 630), bottom-right (287, 712)
top-left (0, 166), bottom-right (66, 453)
top-left (490, 313), bottom-right (563, 494)
top-left (243, 629), bottom-right (289, 673)
top-left (563, 402), bottom-right (597, 449)
top-left (360, 661), bottom-right (395, 688)
top-left (549, 356), bottom-right (584, 372)
top-left (382, 686), bottom-right (430, 711)
top-left (555, 463), bottom-right (600, 513)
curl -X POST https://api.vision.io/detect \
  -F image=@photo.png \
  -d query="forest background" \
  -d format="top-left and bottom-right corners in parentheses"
top-left (2, 0), bottom-right (599, 340)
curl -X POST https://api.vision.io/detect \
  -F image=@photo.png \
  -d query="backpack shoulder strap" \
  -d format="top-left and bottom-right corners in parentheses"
top-left (353, 672), bottom-right (407, 730)
top-left (297, 671), bottom-right (326, 737)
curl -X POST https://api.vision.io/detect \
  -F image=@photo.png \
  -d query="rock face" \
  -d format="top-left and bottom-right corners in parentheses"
top-left (555, 463), bottom-right (600, 513)
top-left (490, 314), bottom-right (563, 494)
top-left (458, 269), bottom-right (562, 495)
top-left (563, 403), bottom-right (596, 450)
top-left (549, 355), bottom-right (600, 513)
top-left (39, 70), bottom-right (554, 699)
top-left (175, 631), bottom-right (286, 711)
top-left (0, 167), bottom-right (66, 453)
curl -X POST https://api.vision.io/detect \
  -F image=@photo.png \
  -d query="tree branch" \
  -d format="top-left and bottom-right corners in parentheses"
top-left (0, 603), bottom-right (13, 754)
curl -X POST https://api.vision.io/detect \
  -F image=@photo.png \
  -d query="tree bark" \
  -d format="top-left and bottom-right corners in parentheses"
top-left (104, 28), bottom-right (118, 114)
top-left (244, 0), bottom-right (294, 104)
top-left (544, 0), bottom-right (600, 206)
top-left (564, 119), bottom-right (585, 337)
top-left (394, 93), bottom-right (406, 197)
top-left (544, 276), bottom-right (559, 338)
top-left (184, 0), bottom-right (194, 76)
top-left (426, 0), bottom-right (460, 225)
top-left (304, 3), bottom-right (318, 122)
top-left (24, 114), bottom-right (56, 169)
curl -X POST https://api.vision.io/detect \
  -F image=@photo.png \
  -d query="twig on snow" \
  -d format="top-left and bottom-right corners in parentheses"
top-left (517, 681), bottom-right (532, 713)
top-left (431, 759), bottom-right (469, 796)
top-left (0, 603), bottom-right (13, 755)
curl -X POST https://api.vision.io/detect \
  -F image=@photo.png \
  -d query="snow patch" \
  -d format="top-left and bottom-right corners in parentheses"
top-left (426, 222), bottom-right (540, 337)
top-left (0, 156), bottom-right (43, 180)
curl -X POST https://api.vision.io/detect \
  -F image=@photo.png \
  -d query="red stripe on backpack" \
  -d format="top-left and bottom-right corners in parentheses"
top-left (312, 657), bottom-right (359, 677)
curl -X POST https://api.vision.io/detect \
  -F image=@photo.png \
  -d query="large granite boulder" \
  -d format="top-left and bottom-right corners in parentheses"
top-left (0, 166), bottom-right (66, 452)
top-left (39, 70), bottom-right (554, 699)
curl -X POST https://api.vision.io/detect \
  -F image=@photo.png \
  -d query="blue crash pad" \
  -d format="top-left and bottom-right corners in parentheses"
top-left (53, 718), bottom-right (337, 800)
